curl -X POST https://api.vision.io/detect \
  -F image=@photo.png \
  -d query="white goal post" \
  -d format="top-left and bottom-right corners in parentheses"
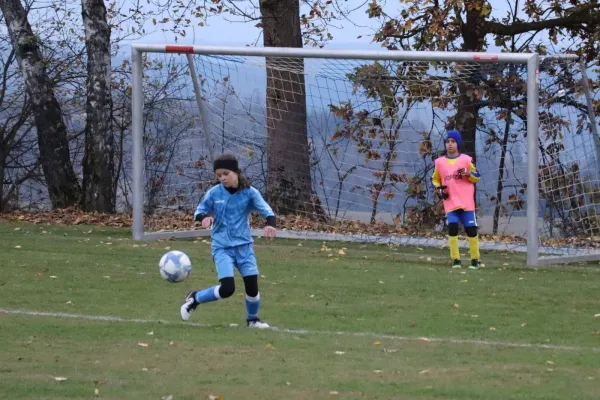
top-left (130, 43), bottom-right (598, 266)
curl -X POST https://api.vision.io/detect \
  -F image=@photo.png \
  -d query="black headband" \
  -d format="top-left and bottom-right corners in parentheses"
top-left (213, 158), bottom-right (238, 172)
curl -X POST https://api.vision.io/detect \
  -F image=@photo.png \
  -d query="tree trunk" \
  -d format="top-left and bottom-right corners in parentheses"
top-left (493, 111), bottom-right (512, 234)
top-left (455, 85), bottom-right (480, 163)
top-left (0, 145), bottom-right (5, 212)
top-left (455, 2), bottom-right (487, 163)
top-left (81, 0), bottom-right (115, 213)
top-left (0, 0), bottom-right (80, 208)
top-left (259, 0), bottom-right (325, 219)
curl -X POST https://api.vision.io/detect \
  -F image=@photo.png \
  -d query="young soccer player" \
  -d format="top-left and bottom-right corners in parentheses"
top-left (180, 152), bottom-right (277, 328)
top-left (431, 130), bottom-right (482, 270)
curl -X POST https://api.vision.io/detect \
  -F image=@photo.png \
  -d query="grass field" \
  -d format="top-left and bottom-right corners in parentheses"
top-left (1, 221), bottom-right (599, 400)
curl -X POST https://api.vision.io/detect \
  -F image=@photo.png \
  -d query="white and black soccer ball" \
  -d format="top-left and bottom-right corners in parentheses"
top-left (159, 250), bottom-right (192, 282)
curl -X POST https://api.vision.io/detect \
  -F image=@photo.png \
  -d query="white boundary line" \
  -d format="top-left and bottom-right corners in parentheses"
top-left (1, 308), bottom-right (598, 353)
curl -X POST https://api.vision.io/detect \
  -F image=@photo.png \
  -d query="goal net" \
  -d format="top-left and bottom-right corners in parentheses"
top-left (130, 45), bottom-right (598, 266)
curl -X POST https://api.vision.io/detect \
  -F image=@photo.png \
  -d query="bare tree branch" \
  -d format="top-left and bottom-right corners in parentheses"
top-left (484, 4), bottom-right (600, 35)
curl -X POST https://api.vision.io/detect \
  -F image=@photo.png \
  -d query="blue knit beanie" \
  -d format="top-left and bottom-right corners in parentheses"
top-left (445, 130), bottom-right (462, 149)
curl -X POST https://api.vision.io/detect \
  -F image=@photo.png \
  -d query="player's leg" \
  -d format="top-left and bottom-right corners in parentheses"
top-left (180, 248), bottom-right (235, 321)
top-left (242, 274), bottom-right (268, 328)
top-left (236, 244), bottom-right (269, 329)
top-left (461, 211), bottom-right (481, 269)
top-left (447, 211), bottom-right (461, 268)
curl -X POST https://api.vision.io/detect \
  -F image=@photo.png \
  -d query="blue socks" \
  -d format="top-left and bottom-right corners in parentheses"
top-left (245, 293), bottom-right (260, 320)
top-left (194, 285), bottom-right (221, 304)
top-left (192, 286), bottom-right (261, 320)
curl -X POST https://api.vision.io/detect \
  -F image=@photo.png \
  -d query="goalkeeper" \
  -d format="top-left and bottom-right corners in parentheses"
top-left (431, 130), bottom-right (481, 270)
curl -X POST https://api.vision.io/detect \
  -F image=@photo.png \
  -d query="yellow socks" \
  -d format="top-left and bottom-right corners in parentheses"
top-left (448, 236), bottom-right (460, 260)
top-left (468, 236), bottom-right (480, 260)
top-left (449, 235), bottom-right (480, 262)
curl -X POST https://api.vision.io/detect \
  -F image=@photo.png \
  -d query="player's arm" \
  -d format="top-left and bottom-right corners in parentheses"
top-left (250, 187), bottom-right (276, 228)
top-left (194, 189), bottom-right (214, 222)
top-left (431, 166), bottom-right (441, 188)
top-left (431, 167), bottom-right (448, 199)
top-left (468, 162), bottom-right (481, 184)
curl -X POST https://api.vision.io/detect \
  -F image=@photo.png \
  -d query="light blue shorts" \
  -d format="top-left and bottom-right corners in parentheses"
top-left (212, 243), bottom-right (259, 280)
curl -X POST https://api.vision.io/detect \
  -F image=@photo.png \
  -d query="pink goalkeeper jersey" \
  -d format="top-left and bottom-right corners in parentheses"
top-left (434, 154), bottom-right (476, 212)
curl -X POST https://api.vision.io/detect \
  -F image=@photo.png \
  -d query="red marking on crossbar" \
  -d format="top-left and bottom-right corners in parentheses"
top-left (165, 45), bottom-right (194, 54)
top-left (473, 54), bottom-right (499, 61)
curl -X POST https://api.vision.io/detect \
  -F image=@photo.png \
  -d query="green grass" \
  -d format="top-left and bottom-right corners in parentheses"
top-left (0, 221), bottom-right (599, 399)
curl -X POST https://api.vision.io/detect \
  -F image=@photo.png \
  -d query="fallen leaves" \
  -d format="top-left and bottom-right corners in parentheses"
top-left (137, 343), bottom-right (149, 348)
top-left (3, 208), bottom-right (130, 228)
top-left (4, 207), bottom-right (600, 249)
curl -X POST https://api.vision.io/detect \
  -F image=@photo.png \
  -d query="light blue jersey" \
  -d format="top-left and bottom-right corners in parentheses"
top-left (194, 184), bottom-right (275, 250)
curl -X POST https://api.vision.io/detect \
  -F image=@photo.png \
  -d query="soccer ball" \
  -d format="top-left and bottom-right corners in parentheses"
top-left (159, 250), bottom-right (192, 282)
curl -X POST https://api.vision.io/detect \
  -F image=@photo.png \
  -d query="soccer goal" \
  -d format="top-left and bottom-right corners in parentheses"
top-left (130, 43), bottom-right (599, 266)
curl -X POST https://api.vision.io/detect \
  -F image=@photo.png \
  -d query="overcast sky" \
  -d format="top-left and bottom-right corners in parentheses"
top-left (131, 0), bottom-right (515, 50)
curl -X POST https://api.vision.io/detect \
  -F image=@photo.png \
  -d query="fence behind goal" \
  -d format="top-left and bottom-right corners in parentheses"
top-left (130, 44), bottom-right (599, 266)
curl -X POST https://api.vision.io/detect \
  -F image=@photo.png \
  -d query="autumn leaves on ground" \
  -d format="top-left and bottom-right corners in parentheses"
top-left (0, 220), bottom-right (599, 399)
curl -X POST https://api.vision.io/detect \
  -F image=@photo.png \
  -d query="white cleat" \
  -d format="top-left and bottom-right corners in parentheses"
top-left (247, 318), bottom-right (270, 329)
top-left (180, 291), bottom-right (198, 321)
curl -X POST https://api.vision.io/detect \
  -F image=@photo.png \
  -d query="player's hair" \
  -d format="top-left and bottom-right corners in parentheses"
top-left (213, 152), bottom-right (250, 189)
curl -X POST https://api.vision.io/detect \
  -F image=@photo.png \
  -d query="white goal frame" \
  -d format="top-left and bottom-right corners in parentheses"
top-left (131, 43), bottom-right (589, 267)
